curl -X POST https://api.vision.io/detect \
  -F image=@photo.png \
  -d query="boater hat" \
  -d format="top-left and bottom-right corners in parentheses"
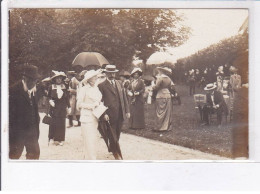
top-left (204, 83), bottom-right (217, 91)
top-left (104, 65), bottom-right (119, 73)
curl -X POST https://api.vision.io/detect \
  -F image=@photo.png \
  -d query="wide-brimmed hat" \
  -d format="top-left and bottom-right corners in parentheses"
top-left (50, 70), bottom-right (67, 81)
top-left (229, 66), bottom-right (238, 73)
top-left (157, 67), bottom-right (172, 74)
top-left (204, 83), bottom-right (217, 91)
top-left (104, 65), bottom-right (119, 73)
top-left (79, 70), bottom-right (88, 77)
top-left (119, 70), bottom-right (131, 78)
top-left (82, 69), bottom-right (101, 83)
top-left (42, 77), bottom-right (51, 82)
top-left (131, 67), bottom-right (143, 76)
top-left (21, 65), bottom-right (40, 80)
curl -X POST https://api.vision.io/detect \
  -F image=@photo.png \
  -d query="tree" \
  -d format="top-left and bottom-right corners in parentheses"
top-left (129, 9), bottom-right (190, 69)
top-left (9, 9), bottom-right (190, 84)
top-left (175, 33), bottom-right (248, 83)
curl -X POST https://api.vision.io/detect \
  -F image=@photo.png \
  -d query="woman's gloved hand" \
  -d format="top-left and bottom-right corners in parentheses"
top-left (49, 100), bottom-right (55, 107)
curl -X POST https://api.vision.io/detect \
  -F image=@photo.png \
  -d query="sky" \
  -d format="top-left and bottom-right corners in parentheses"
top-left (147, 9), bottom-right (248, 64)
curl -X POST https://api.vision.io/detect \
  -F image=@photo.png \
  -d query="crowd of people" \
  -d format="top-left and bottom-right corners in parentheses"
top-left (9, 64), bottom-right (179, 160)
top-left (186, 64), bottom-right (244, 127)
top-left (186, 64), bottom-right (242, 97)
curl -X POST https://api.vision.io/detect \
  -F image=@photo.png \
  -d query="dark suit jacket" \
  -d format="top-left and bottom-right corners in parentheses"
top-left (9, 81), bottom-right (41, 140)
top-left (98, 79), bottom-right (130, 122)
top-left (206, 91), bottom-right (228, 114)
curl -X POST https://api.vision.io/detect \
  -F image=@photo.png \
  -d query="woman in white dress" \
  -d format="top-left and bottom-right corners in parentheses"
top-left (77, 70), bottom-right (103, 160)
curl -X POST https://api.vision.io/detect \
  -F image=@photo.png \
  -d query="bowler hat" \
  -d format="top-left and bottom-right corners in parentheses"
top-left (21, 65), bottom-right (40, 80)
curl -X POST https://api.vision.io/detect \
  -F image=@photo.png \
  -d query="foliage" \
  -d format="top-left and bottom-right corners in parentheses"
top-left (9, 9), bottom-right (190, 84)
top-left (129, 9), bottom-right (190, 68)
top-left (175, 33), bottom-right (248, 83)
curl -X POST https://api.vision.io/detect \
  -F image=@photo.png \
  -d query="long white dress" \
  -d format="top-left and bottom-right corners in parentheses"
top-left (77, 83), bottom-right (102, 160)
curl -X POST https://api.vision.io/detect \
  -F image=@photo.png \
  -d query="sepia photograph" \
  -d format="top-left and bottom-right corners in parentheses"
top-left (8, 8), bottom-right (249, 161)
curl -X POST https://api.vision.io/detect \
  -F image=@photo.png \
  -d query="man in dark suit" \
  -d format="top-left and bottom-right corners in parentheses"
top-left (9, 65), bottom-right (41, 159)
top-left (200, 83), bottom-right (228, 126)
top-left (98, 65), bottom-right (130, 142)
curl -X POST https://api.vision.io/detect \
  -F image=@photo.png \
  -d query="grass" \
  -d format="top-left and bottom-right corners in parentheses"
top-left (122, 84), bottom-right (248, 158)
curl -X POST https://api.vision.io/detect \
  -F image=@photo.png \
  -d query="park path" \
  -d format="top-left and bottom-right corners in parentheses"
top-left (22, 113), bottom-right (227, 160)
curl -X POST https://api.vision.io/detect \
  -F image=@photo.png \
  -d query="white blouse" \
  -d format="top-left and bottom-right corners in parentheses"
top-left (77, 83), bottom-right (102, 123)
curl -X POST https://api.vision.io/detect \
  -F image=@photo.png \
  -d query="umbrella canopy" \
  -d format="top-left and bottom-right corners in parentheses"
top-left (72, 52), bottom-right (109, 68)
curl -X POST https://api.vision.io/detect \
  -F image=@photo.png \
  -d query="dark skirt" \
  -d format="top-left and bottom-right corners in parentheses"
top-left (129, 99), bottom-right (145, 129)
top-left (49, 117), bottom-right (66, 141)
top-left (155, 98), bottom-right (172, 131)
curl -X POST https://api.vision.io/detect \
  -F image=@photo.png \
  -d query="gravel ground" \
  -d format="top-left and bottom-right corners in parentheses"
top-left (22, 113), bottom-right (227, 160)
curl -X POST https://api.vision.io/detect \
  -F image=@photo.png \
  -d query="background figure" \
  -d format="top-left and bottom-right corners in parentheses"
top-left (152, 67), bottom-right (173, 132)
top-left (195, 69), bottom-right (201, 88)
top-left (9, 65), bottom-right (41, 159)
top-left (216, 66), bottom-right (224, 91)
top-left (229, 66), bottom-right (241, 98)
top-left (188, 69), bottom-right (196, 96)
top-left (77, 70), bottom-right (102, 160)
top-left (119, 70), bottom-right (131, 102)
top-left (48, 71), bottom-right (70, 146)
top-left (128, 68), bottom-right (145, 130)
top-left (119, 70), bottom-right (131, 89)
top-left (143, 79), bottom-right (154, 104)
top-left (67, 71), bottom-right (81, 127)
top-left (223, 63), bottom-right (231, 78)
top-left (200, 83), bottom-right (228, 127)
top-left (98, 65), bottom-right (130, 141)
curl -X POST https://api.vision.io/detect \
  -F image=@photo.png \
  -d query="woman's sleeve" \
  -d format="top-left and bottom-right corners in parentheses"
top-left (152, 77), bottom-right (162, 91)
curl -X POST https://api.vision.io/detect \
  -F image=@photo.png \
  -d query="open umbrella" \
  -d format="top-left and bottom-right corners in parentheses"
top-left (72, 52), bottom-right (109, 69)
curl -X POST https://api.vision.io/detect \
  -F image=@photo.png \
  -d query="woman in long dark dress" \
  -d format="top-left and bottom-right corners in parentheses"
top-left (48, 71), bottom-right (70, 146)
top-left (128, 68), bottom-right (145, 130)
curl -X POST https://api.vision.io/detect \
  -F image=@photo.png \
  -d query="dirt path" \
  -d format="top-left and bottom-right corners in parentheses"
top-left (22, 113), bottom-right (227, 160)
